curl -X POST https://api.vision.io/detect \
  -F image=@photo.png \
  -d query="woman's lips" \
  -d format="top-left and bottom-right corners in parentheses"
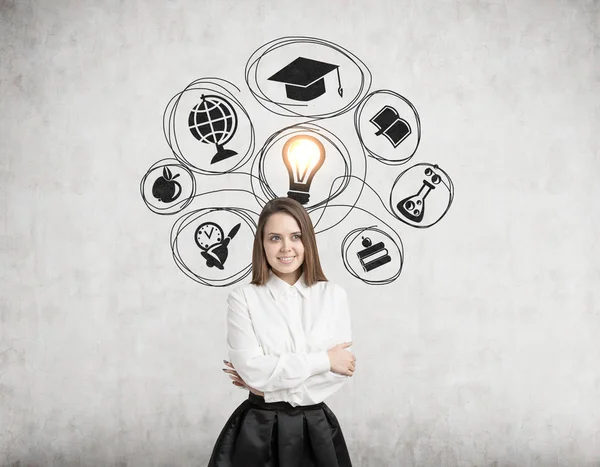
top-left (278, 256), bottom-right (295, 264)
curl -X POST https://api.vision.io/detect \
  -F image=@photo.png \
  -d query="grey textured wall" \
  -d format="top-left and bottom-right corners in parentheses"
top-left (1, 0), bottom-right (599, 466)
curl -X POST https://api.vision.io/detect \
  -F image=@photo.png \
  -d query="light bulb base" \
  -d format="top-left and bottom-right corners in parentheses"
top-left (287, 190), bottom-right (310, 205)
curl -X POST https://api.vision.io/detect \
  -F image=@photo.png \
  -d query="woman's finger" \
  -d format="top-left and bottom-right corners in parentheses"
top-left (224, 369), bottom-right (248, 387)
top-left (229, 375), bottom-right (248, 386)
top-left (232, 379), bottom-right (250, 390)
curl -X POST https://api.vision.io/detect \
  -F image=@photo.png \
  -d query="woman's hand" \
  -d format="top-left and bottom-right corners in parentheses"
top-left (222, 360), bottom-right (264, 397)
top-left (327, 341), bottom-right (356, 376)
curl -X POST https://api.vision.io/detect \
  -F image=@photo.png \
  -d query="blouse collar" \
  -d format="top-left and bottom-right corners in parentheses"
top-left (266, 269), bottom-right (310, 301)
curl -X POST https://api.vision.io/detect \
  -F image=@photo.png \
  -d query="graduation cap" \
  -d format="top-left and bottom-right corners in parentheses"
top-left (268, 57), bottom-right (343, 102)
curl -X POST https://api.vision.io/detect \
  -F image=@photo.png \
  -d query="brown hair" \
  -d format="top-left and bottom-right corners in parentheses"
top-left (250, 197), bottom-right (327, 286)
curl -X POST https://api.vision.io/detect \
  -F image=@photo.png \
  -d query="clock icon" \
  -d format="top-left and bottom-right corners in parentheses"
top-left (195, 222), bottom-right (224, 250)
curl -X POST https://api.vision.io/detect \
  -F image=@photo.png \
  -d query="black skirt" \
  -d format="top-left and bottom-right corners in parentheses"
top-left (207, 392), bottom-right (352, 467)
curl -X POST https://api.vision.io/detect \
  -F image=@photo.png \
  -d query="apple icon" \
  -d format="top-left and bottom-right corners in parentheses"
top-left (152, 167), bottom-right (182, 203)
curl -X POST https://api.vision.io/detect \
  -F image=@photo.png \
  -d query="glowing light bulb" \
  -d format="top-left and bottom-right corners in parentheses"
top-left (281, 135), bottom-right (326, 205)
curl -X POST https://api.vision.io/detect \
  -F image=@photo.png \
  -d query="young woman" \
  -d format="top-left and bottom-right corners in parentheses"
top-left (207, 197), bottom-right (356, 466)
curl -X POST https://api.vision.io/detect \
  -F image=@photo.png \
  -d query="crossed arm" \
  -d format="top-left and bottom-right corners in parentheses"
top-left (224, 286), bottom-right (353, 407)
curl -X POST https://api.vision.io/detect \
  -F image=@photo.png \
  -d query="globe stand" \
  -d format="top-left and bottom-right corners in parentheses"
top-left (211, 144), bottom-right (238, 164)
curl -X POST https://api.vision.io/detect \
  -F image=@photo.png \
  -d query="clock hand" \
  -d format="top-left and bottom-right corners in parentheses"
top-left (207, 227), bottom-right (214, 239)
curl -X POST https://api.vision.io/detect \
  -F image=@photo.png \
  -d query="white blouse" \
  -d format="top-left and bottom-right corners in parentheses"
top-left (227, 270), bottom-right (353, 407)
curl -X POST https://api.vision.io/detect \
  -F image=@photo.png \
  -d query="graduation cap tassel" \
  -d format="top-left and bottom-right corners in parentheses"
top-left (337, 68), bottom-right (343, 98)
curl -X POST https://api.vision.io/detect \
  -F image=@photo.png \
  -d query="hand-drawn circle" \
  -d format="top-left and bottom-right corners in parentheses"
top-left (389, 163), bottom-right (454, 228)
top-left (163, 78), bottom-right (255, 176)
top-left (341, 226), bottom-right (404, 285)
top-left (245, 36), bottom-right (372, 119)
top-left (250, 123), bottom-right (352, 214)
top-left (140, 159), bottom-right (196, 215)
top-left (170, 207), bottom-right (256, 287)
top-left (355, 90), bottom-right (421, 165)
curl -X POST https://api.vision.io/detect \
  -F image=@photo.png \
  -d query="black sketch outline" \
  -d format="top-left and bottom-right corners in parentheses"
top-left (139, 36), bottom-right (457, 287)
top-left (170, 206), bottom-right (257, 287)
top-left (245, 36), bottom-right (372, 119)
top-left (355, 89), bottom-right (421, 166)
top-left (356, 236), bottom-right (392, 272)
top-left (249, 123), bottom-right (357, 214)
top-left (140, 158), bottom-right (196, 215)
top-left (370, 105), bottom-right (412, 148)
top-left (341, 225), bottom-right (403, 286)
top-left (163, 77), bottom-right (255, 176)
top-left (389, 163), bottom-right (455, 228)
top-left (188, 94), bottom-right (239, 164)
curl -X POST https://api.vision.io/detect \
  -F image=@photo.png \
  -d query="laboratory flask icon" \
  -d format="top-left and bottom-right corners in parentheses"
top-left (396, 165), bottom-right (442, 223)
top-left (357, 236), bottom-right (391, 272)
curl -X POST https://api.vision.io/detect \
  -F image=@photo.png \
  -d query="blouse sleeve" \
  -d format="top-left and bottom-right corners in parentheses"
top-left (227, 287), bottom-right (331, 393)
top-left (263, 284), bottom-right (353, 406)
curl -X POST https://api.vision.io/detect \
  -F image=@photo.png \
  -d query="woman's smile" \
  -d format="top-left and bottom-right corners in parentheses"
top-left (278, 256), bottom-right (296, 264)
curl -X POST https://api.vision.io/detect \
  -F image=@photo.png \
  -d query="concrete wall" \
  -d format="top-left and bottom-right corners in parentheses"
top-left (1, 0), bottom-right (598, 465)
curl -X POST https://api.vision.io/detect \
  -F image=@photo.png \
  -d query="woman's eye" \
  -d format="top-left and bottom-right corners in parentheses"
top-left (293, 235), bottom-right (301, 240)
top-left (271, 236), bottom-right (280, 241)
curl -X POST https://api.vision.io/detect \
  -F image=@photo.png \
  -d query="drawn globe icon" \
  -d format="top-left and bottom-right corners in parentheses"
top-left (188, 94), bottom-right (239, 164)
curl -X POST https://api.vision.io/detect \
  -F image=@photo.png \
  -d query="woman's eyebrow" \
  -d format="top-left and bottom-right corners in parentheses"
top-left (267, 231), bottom-right (302, 235)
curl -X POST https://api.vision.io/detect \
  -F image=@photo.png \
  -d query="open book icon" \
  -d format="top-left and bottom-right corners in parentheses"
top-left (370, 106), bottom-right (412, 148)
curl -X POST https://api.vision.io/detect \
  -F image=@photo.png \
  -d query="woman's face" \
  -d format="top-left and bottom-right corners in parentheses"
top-left (262, 212), bottom-right (305, 284)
